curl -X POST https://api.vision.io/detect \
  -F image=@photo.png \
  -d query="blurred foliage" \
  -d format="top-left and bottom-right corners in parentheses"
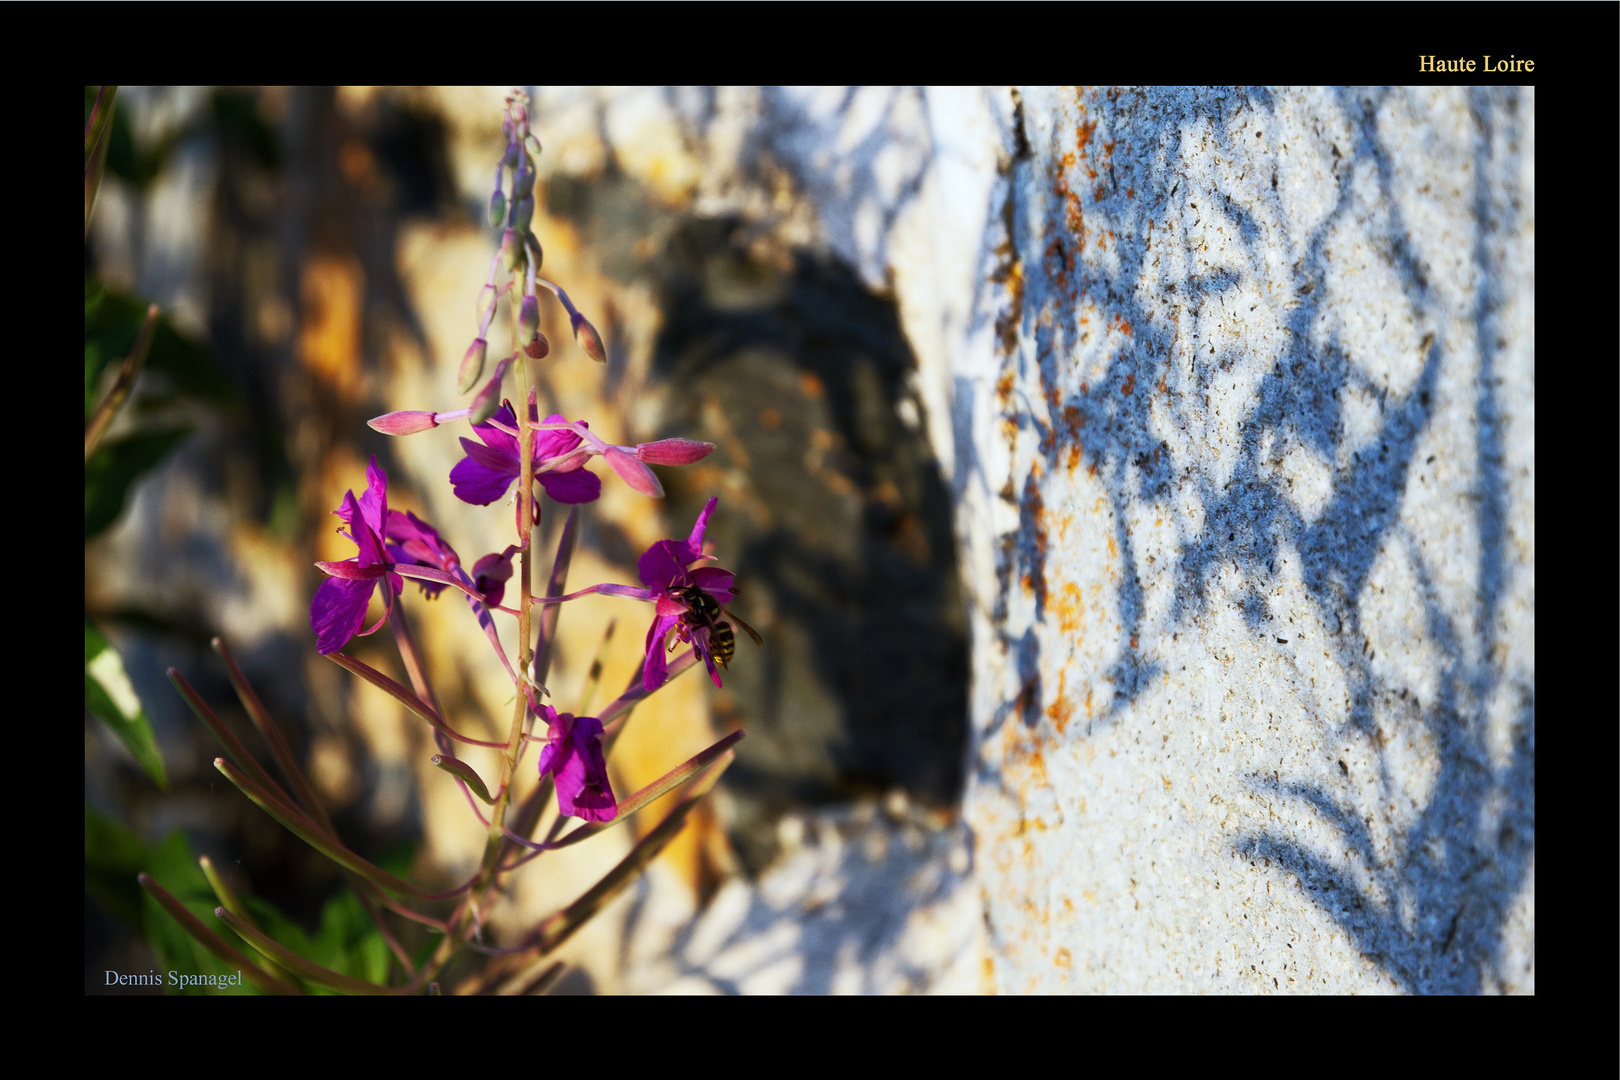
top-left (86, 85), bottom-right (279, 192)
top-left (85, 619), bottom-right (166, 788)
top-left (86, 806), bottom-right (400, 995)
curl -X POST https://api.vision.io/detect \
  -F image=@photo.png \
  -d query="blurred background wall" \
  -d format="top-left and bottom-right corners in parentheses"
top-left (86, 86), bottom-right (979, 994)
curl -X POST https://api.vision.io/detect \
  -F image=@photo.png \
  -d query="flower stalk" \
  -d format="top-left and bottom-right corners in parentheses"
top-left (159, 89), bottom-right (761, 994)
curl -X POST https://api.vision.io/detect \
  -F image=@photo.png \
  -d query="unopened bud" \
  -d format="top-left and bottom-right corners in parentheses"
top-left (571, 313), bottom-right (607, 363)
top-left (457, 338), bottom-right (488, 395)
top-left (368, 410), bottom-right (439, 436)
top-left (519, 295), bottom-right (540, 338)
top-left (526, 134), bottom-right (543, 159)
top-left (500, 229), bottom-right (522, 274)
top-left (513, 195), bottom-right (534, 233)
top-left (502, 141), bottom-right (520, 169)
top-left (605, 446), bottom-right (665, 498)
top-left (524, 331), bottom-right (550, 360)
top-left (634, 437), bottom-right (716, 465)
top-left (488, 189), bottom-right (507, 229)
top-left (513, 163), bottom-right (535, 200)
top-left (528, 233), bottom-right (543, 274)
top-left (469, 359), bottom-right (510, 425)
top-left (471, 549), bottom-right (516, 608)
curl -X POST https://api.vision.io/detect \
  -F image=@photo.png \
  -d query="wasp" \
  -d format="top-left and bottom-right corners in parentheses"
top-left (678, 584), bottom-right (761, 668)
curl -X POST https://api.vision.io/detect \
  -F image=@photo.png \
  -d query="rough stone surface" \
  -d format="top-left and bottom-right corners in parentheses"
top-left (888, 86), bottom-right (1533, 994)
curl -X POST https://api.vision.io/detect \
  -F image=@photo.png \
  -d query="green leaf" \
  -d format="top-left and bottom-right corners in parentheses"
top-left (83, 280), bottom-right (235, 417)
top-left (140, 832), bottom-right (262, 995)
top-left (84, 427), bottom-right (191, 539)
top-left (84, 804), bottom-right (148, 927)
top-left (85, 619), bottom-right (167, 788)
top-left (307, 890), bottom-right (391, 988)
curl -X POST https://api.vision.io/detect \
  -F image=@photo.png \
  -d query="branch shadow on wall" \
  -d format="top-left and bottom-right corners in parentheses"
top-left (989, 86), bottom-right (1530, 992)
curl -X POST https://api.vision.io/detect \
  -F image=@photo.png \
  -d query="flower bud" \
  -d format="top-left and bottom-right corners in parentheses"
top-left (488, 189), bottom-right (507, 229)
top-left (571, 313), bottom-right (607, 363)
top-left (525, 134), bottom-right (543, 159)
top-left (634, 437), bottom-right (716, 465)
top-left (500, 229), bottom-right (522, 274)
top-left (469, 359), bottom-right (510, 425)
top-left (519, 294), bottom-right (540, 339)
top-left (471, 549), bottom-right (516, 608)
top-left (513, 195), bottom-right (534, 234)
top-left (368, 410), bottom-right (439, 436)
top-left (605, 446), bottom-right (665, 498)
top-left (457, 338), bottom-right (488, 394)
top-left (528, 233), bottom-right (543, 273)
top-left (524, 331), bottom-right (550, 360)
top-left (513, 163), bottom-right (535, 200)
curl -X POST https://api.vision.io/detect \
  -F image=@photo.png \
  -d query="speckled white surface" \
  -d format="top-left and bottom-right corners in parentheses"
top-left (934, 87), bottom-right (1533, 993)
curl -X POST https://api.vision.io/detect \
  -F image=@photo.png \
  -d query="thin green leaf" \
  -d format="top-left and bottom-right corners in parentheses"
top-left (137, 873), bottom-right (300, 995)
top-left (545, 729), bottom-right (745, 850)
top-left (85, 86), bottom-right (116, 236)
top-left (169, 667), bottom-right (296, 818)
top-left (84, 302), bottom-right (158, 462)
top-left (85, 620), bottom-right (167, 789)
top-left (213, 757), bottom-right (456, 902)
top-left (200, 855), bottom-right (297, 987)
top-left (213, 637), bottom-right (334, 832)
top-left (213, 908), bottom-right (394, 996)
top-left (533, 505), bottom-right (580, 687)
top-left (432, 755), bottom-right (493, 804)
top-left (325, 652), bottom-right (507, 748)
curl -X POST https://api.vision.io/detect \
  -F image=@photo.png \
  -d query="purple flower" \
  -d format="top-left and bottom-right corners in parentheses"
top-left (536, 705), bottom-right (616, 822)
top-left (449, 401), bottom-right (601, 507)
top-left (384, 510), bottom-right (460, 599)
top-left (310, 457), bottom-right (404, 655)
top-left (638, 496), bottom-right (736, 692)
top-left (469, 549), bottom-right (517, 610)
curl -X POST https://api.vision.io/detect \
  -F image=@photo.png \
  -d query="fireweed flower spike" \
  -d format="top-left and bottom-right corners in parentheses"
top-left (536, 705), bottom-right (616, 822)
top-left (450, 400), bottom-right (602, 507)
top-left (639, 496), bottom-right (737, 691)
top-left (163, 93), bottom-right (754, 994)
top-left (310, 456), bottom-right (403, 655)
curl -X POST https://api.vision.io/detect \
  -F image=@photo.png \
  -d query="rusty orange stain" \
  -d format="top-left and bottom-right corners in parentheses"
top-left (1066, 445), bottom-right (1082, 472)
top-left (1162, 776), bottom-right (1172, 791)
top-left (1046, 690), bottom-right (1075, 735)
top-left (1063, 897), bottom-right (1075, 914)
top-left (1021, 573), bottom-right (1035, 595)
top-left (1055, 948), bottom-right (1073, 969)
top-left (1159, 372), bottom-right (1169, 395)
top-left (1121, 373), bottom-right (1136, 395)
top-left (1082, 889), bottom-right (1097, 903)
top-left (1085, 687), bottom-right (1094, 719)
top-left (996, 369), bottom-right (1015, 407)
top-left (1127, 186), bottom-right (1135, 199)
top-left (1081, 382), bottom-right (1089, 395)
top-left (1076, 118), bottom-right (1098, 151)
top-left (1055, 581), bottom-right (1085, 636)
top-left (1118, 317), bottom-right (1132, 336)
top-left (1107, 534), bottom-right (1118, 559)
top-left (1062, 404), bottom-right (1084, 439)
top-left (1087, 462), bottom-right (1098, 477)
